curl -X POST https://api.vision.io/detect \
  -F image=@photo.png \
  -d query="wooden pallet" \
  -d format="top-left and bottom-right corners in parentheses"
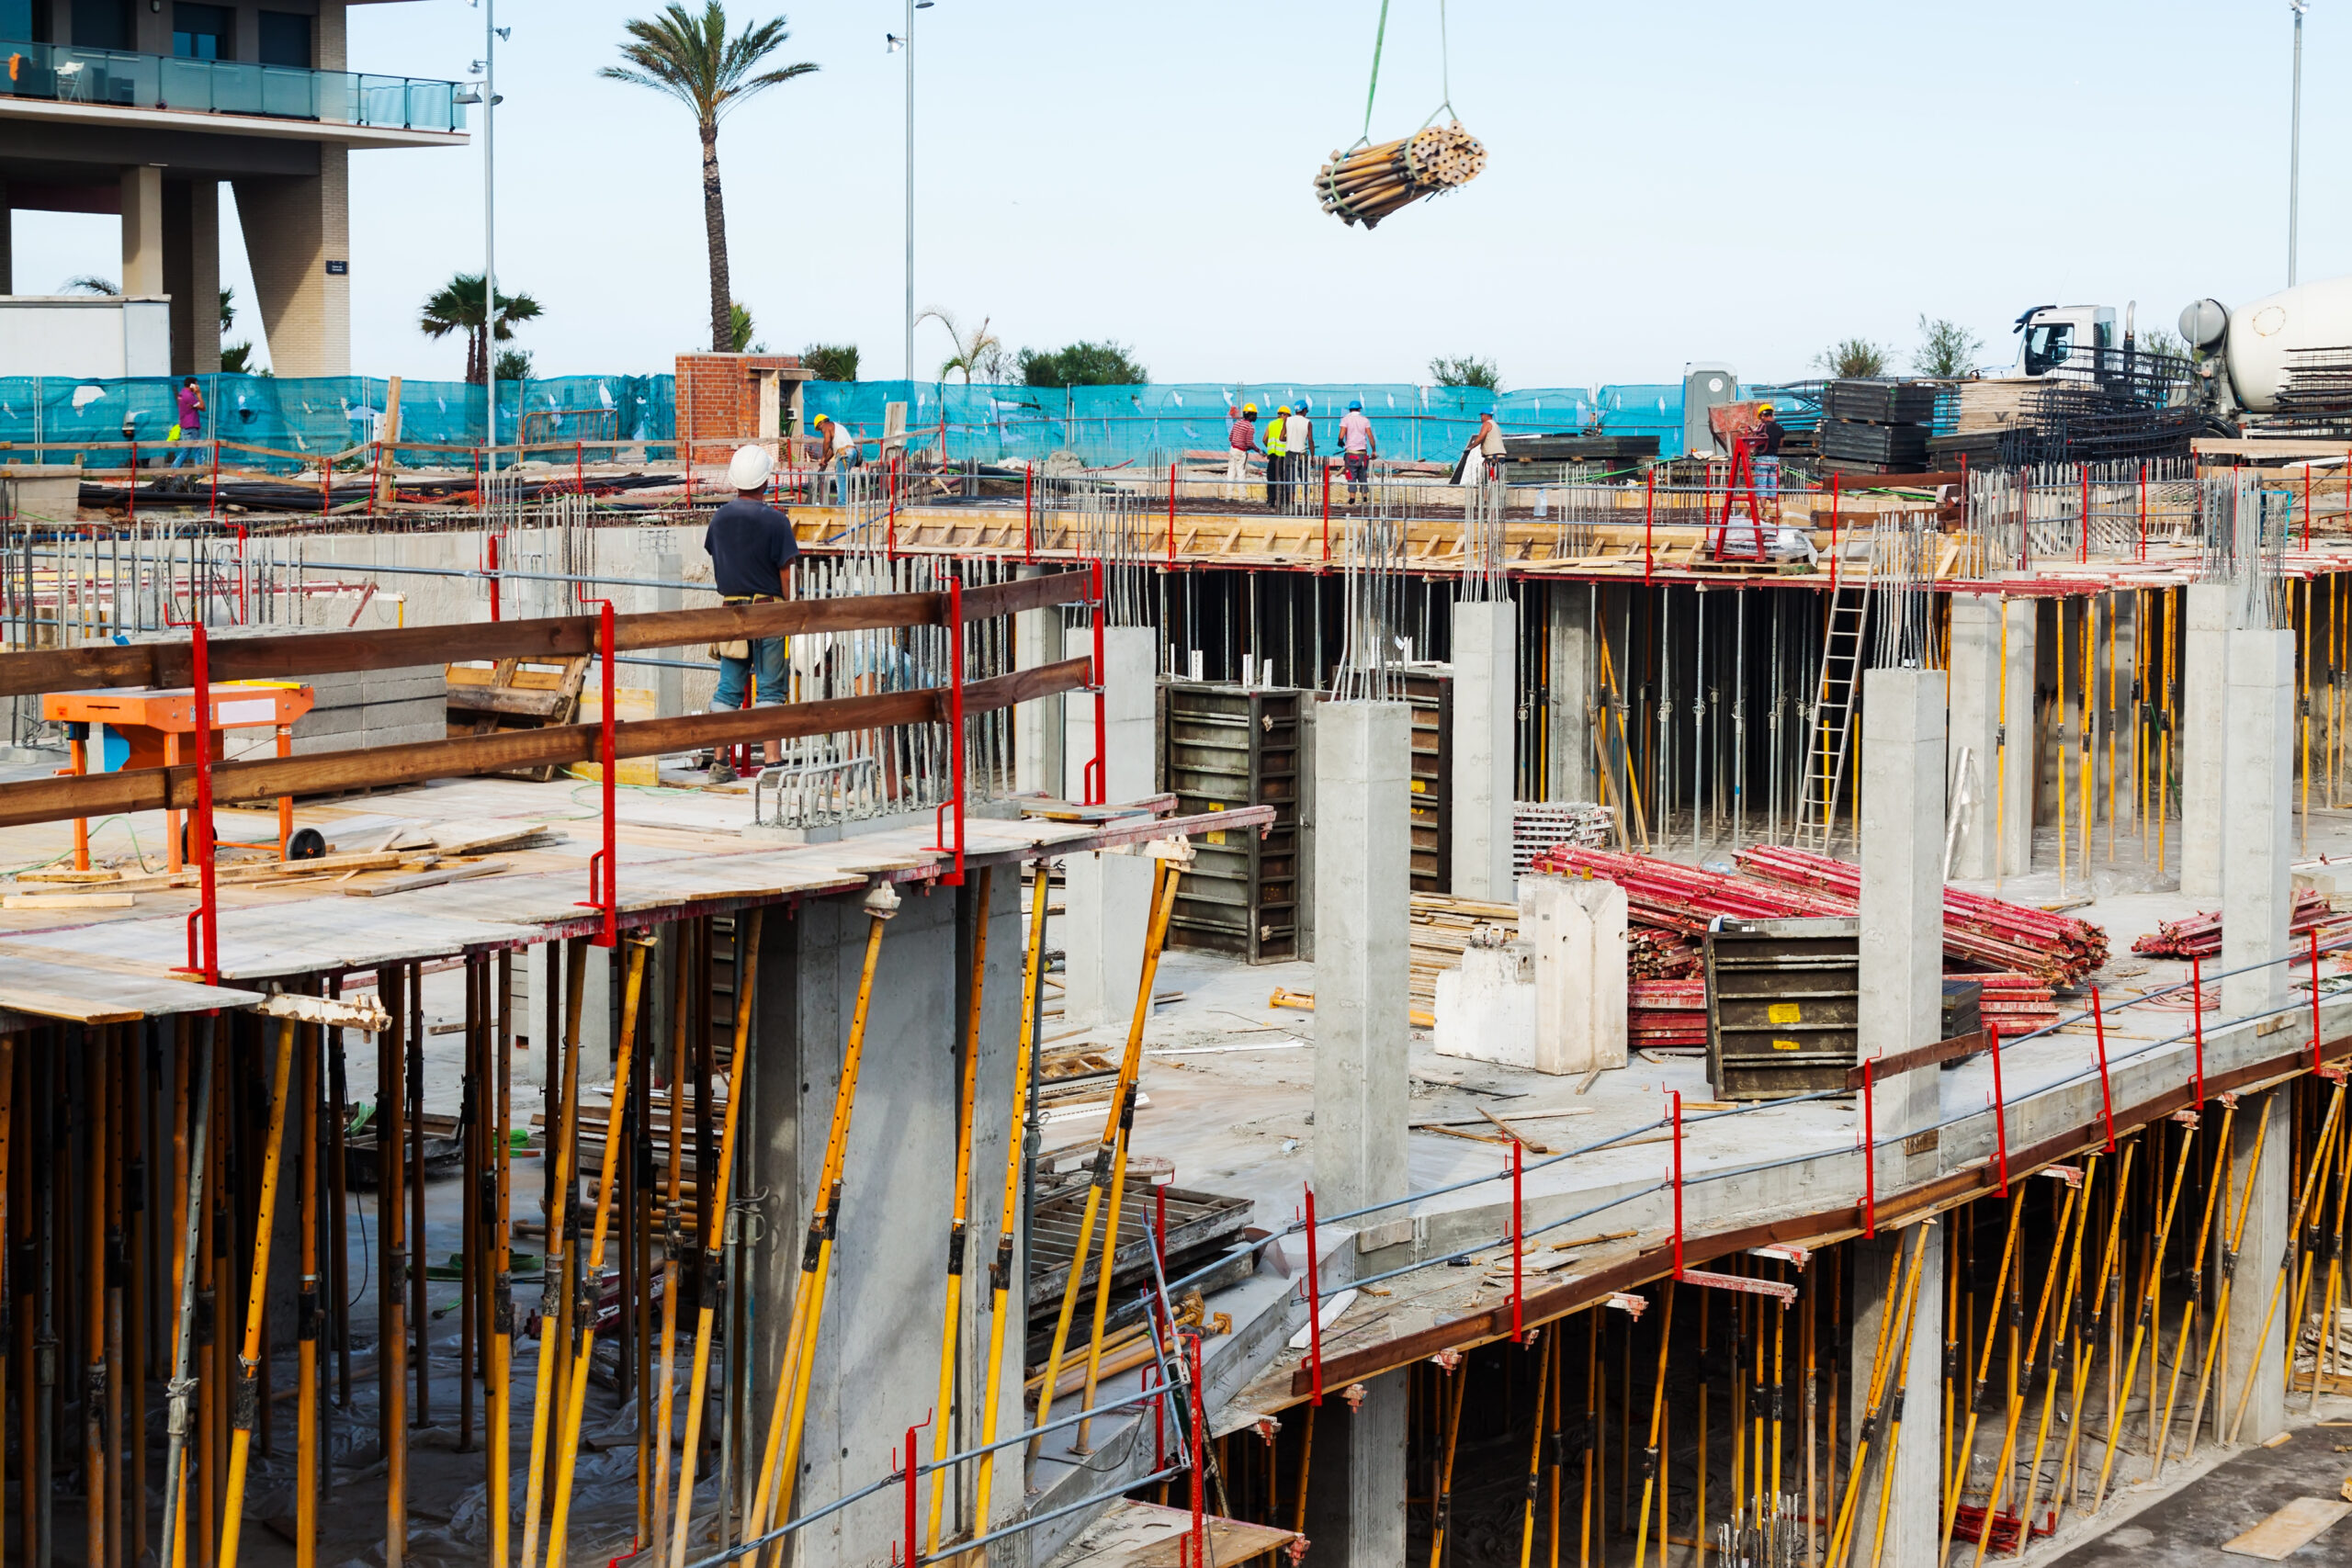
top-left (445, 656), bottom-right (589, 782)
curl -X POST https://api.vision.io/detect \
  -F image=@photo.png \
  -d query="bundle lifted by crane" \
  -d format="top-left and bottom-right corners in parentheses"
top-left (1317, 122), bottom-right (1487, 229)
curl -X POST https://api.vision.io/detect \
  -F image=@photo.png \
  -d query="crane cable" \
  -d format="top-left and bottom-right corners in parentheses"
top-left (1356, 0), bottom-right (1457, 150)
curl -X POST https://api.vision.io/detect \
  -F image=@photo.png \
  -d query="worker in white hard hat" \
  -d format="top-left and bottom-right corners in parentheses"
top-left (698, 443), bottom-right (799, 780)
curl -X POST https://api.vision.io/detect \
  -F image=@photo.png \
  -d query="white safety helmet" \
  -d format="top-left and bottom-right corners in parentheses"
top-left (728, 444), bottom-right (775, 492)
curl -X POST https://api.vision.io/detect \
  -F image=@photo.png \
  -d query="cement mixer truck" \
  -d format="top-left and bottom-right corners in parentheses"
top-left (2176, 275), bottom-right (2352, 422)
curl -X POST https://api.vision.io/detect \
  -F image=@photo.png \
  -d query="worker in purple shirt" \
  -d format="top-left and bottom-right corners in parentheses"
top-left (171, 378), bottom-right (204, 467)
top-left (1227, 402), bottom-right (1259, 494)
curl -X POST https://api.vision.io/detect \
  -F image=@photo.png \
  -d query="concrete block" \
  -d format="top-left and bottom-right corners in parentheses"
top-left (1433, 942), bottom-right (1534, 1069)
top-left (1450, 599), bottom-right (1516, 902)
top-left (1521, 874), bottom-right (1628, 1075)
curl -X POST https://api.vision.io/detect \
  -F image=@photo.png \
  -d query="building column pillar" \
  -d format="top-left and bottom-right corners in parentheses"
top-left (164, 178), bottom-right (221, 376)
top-left (1307, 698), bottom-right (1410, 1560)
top-left (2224, 1086), bottom-right (2292, 1446)
top-left (1545, 583), bottom-right (1594, 804)
top-left (2221, 628), bottom-right (2293, 1019)
top-left (1998, 598), bottom-right (2037, 878)
top-left (1848, 1227), bottom-right (1945, 1568)
top-left (1947, 593), bottom-right (2002, 880)
top-left (232, 145), bottom-right (351, 378)
top-left (1060, 625), bottom-right (1154, 1026)
top-left (119, 164), bottom-right (164, 297)
top-left (1859, 667), bottom-right (1942, 1190)
top-left (2181, 584), bottom-right (2241, 900)
top-left (1450, 599), bottom-right (1516, 900)
top-left (1014, 565), bottom-right (1065, 799)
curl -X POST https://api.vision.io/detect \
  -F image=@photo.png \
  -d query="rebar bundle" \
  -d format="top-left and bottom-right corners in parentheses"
top-left (1329, 513), bottom-right (1406, 703)
top-left (1315, 122), bottom-right (1487, 229)
top-left (2130, 887), bottom-right (2338, 959)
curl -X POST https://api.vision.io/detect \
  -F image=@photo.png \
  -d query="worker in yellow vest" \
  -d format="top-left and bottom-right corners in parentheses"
top-left (1263, 405), bottom-right (1290, 509)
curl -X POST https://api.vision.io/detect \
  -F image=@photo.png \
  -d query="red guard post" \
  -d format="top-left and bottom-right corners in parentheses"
top-left (1989, 1022), bottom-right (2008, 1195)
top-left (1860, 1057), bottom-right (1875, 1237)
top-left (1303, 1186), bottom-right (1323, 1406)
top-left (2090, 986), bottom-right (2116, 1151)
top-left (2191, 955), bottom-right (2206, 1103)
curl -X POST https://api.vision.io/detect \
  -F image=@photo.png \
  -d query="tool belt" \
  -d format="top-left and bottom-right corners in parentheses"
top-left (711, 593), bottom-right (783, 660)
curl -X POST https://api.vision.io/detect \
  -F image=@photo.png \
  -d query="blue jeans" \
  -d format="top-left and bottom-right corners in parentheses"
top-left (711, 635), bottom-right (788, 712)
top-left (170, 436), bottom-right (202, 468)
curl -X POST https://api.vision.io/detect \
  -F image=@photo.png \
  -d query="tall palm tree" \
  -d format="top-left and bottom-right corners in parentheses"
top-left (602, 5), bottom-right (817, 355)
top-left (917, 308), bottom-right (1001, 384)
top-left (419, 273), bottom-right (543, 385)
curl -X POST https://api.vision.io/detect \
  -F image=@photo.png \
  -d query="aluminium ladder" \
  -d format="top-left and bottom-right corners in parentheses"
top-left (1797, 589), bottom-right (1870, 849)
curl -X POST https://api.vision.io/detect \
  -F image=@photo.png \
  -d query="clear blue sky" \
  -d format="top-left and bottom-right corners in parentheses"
top-left (10, 1), bottom-right (2339, 388)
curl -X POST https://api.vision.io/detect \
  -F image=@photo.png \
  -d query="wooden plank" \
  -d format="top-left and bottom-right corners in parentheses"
top-left (0, 655), bottom-right (1093, 829)
top-left (1046, 1501), bottom-right (1293, 1567)
top-left (2, 892), bottom-right (135, 910)
top-left (0, 954), bottom-right (265, 1023)
top-left (342, 861), bottom-right (512, 897)
top-left (2221, 1497), bottom-right (2350, 1560)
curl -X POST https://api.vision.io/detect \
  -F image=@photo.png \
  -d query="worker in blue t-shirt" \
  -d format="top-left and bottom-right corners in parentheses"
top-left (700, 445), bottom-right (800, 779)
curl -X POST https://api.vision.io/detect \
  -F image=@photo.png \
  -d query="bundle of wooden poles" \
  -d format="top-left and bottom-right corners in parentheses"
top-left (1316, 121), bottom-right (1488, 228)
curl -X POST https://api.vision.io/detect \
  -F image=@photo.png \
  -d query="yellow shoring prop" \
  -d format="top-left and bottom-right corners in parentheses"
top-left (750, 884), bottom-right (900, 1562)
top-left (1940, 1184), bottom-right (2027, 1554)
top-left (213, 1017), bottom-right (298, 1568)
top-left (2223, 1083), bottom-right (2344, 1445)
top-left (665, 909), bottom-right (763, 1568)
top-left (1866, 1222), bottom-right (1940, 1568)
top-left (1824, 1225), bottom-right (1927, 1568)
top-left (2148, 1105), bottom-right (2237, 1479)
top-left (520, 939), bottom-right (592, 1568)
top-left (2178, 1103), bottom-right (2268, 1464)
top-left (924, 870), bottom-right (994, 1551)
top-left (2089, 1119), bottom-right (2202, 1512)
top-left (1630, 1283), bottom-right (1678, 1568)
top-left (2005, 1156), bottom-right (2105, 1562)
top-left (541, 936), bottom-right (653, 1568)
top-left (963, 865), bottom-right (1052, 1564)
top-left (650, 929), bottom-right (696, 1552)
top-left (2049, 1142), bottom-right (2139, 1534)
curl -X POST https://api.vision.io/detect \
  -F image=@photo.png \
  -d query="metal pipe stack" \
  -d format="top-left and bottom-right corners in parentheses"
top-left (1315, 122), bottom-right (1487, 229)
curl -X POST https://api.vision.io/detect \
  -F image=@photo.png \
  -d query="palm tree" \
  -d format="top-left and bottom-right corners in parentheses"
top-left (602, 5), bottom-right (817, 355)
top-left (418, 273), bottom-right (543, 384)
top-left (917, 308), bottom-right (1001, 384)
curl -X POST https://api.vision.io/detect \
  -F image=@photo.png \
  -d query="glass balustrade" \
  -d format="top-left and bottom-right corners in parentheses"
top-left (0, 39), bottom-right (462, 131)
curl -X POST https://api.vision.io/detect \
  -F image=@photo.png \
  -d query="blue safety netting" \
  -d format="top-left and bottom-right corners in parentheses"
top-left (0, 374), bottom-right (1702, 471)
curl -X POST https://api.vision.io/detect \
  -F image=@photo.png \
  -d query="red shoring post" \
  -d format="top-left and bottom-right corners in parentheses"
top-left (1861, 1057), bottom-right (1876, 1238)
top-left (1303, 1185), bottom-right (1324, 1406)
top-left (575, 438), bottom-right (584, 496)
top-left (2091, 986), bottom-right (2116, 1151)
top-left (1321, 457), bottom-right (1332, 562)
top-left (1086, 558), bottom-right (1107, 807)
top-left (1643, 466), bottom-right (1655, 585)
top-left (1668, 1089), bottom-right (1684, 1278)
top-left (2079, 466), bottom-right (2090, 563)
top-left (2191, 955), bottom-right (2206, 1103)
top-left (1989, 1021), bottom-right (2009, 1195)
top-left (2306, 463), bottom-right (2314, 551)
top-left (1828, 473), bottom-right (1842, 592)
top-left (2138, 461), bottom-right (2148, 562)
top-left (128, 437), bottom-right (137, 524)
top-left (1023, 465), bottom-right (1035, 561)
top-left (578, 600), bottom-right (619, 948)
top-left (1167, 461), bottom-right (1177, 565)
top-left (2312, 928), bottom-right (2324, 1074)
top-left (486, 531), bottom-right (502, 622)
top-left (1511, 1137), bottom-right (1525, 1337)
top-left (209, 434), bottom-right (220, 520)
top-left (930, 579), bottom-right (967, 885)
top-left (899, 1412), bottom-right (931, 1568)
top-left (181, 617), bottom-right (220, 985)
top-left (1189, 1331), bottom-right (1207, 1560)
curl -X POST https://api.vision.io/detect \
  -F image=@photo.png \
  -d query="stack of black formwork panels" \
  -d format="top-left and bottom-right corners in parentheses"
top-left (1817, 379), bottom-right (1938, 474)
top-left (1396, 668), bottom-right (1454, 894)
top-left (1160, 682), bottom-right (1302, 964)
top-left (1500, 432), bottom-right (1660, 483)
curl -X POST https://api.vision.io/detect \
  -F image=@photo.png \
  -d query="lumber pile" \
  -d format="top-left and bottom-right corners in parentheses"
top-left (1316, 122), bottom-right (1487, 229)
top-left (2130, 888), bottom-right (2338, 959)
top-left (1735, 846), bottom-right (2109, 987)
top-left (1629, 929), bottom-right (1702, 979)
top-left (1409, 892), bottom-right (1518, 1007)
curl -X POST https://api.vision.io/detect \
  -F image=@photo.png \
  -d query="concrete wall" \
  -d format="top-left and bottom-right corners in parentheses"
top-left (1060, 626), bottom-right (1155, 1028)
top-left (1450, 599), bottom-right (1516, 900)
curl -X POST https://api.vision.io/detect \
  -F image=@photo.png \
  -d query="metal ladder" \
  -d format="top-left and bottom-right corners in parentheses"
top-left (1798, 589), bottom-right (1869, 848)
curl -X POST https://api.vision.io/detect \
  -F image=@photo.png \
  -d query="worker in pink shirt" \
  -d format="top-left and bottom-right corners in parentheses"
top-left (1340, 399), bottom-right (1375, 503)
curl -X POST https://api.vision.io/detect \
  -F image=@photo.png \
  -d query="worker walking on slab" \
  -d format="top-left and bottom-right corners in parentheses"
top-left (170, 377), bottom-right (205, 468)
top-left (1340, 398), bottom-right (1376, 504)
top-left (1227, 402), bottom-right (1259, 498)
top-left (1288, 398), bottom-right (1316, 512)
top-left (700, 445), bottom-right (799, 781)
top-left (1264, 405), bottom-right (1291, 509)
top-left (1462, 406), bottom-right (1506, 485)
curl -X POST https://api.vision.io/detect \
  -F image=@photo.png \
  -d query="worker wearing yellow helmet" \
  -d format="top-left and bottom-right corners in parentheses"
top-left (814, 412), bottom-right (859, 504)
top-left (1227, 401), bottom-right (1260, 491)
top-left (1264, 405), bottom-right (1292, 508)
top-left (1754, 401), bottom-right (1785, 457)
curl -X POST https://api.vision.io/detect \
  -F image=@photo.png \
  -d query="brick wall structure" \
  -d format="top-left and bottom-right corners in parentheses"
top-left (676, 353), bottom-right (808, 468)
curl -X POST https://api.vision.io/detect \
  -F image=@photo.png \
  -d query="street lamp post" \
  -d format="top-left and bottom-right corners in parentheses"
top-left (2290, 0), bottom-right (2308, 287)
top-left (464, 0), bottom-right (504, 467)
top-left (899, 0), bottom-right (934, 387)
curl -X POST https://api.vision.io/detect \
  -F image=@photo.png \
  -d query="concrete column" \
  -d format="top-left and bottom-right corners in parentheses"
top-left (2181, 584), bottom-right (2240, 899)
top-left (1859, 668), bottom-right (1943, 1188)
top-left (119, 164), bottom-right (163, 298)
top-left (2222, 629), bottom-right (2294, 1019)
top-left (1450, 599), bottom-right (1516, 901)
top-left (2224, 1087), bottom-right (2292, 1446)
top-left (1947, 594), bottom-right (2002, 880)
top-left (1998, 599), bottom-right (2036, 877)
top-left (164, 180), bottom-right (222, 377)
top-left (653, 552), bottom-right (685, 718)
top-left (745, 881), bottom-right (1020, 1562)
top-left (1060, 626), bottom-right (1153, 1026)
top-left (1545, 583), bottom-right (1594, 803)
top-left (232, 146), bottom-right (352, 378)
top-left (1014, 567), bottom-right (1065, 798)
top-left (1308, 700), bottom-right (1410, 1561)
top-left (1849, 1227), bottom-right (1946, 1568)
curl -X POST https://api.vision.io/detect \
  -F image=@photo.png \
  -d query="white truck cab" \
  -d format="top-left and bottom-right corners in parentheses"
top-left (2012, 305), bottom-right (2118, 378)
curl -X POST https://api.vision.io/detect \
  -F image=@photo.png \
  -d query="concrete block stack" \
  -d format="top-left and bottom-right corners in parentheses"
top-left (288, 664), bottom-right (445, 756)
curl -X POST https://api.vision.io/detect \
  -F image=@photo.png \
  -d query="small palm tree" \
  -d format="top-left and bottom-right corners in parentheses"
top-left (917, 308), bottom-right (1001, 384)
top-left (419, 273), bottom-right (543, 384)
top-left (602, 5), bottom-right (817, 355)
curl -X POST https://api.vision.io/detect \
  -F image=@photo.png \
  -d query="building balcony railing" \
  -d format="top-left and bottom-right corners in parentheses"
top-left (0, 39), bottom-right (465, 133)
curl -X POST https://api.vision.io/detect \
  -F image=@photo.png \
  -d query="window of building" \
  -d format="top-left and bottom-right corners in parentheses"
top-left (70, 0), bottom-right (132, 51)
top-left (174, 3), bottom-right (234, 60)
top-left (258, 11), bottom-right (311, 68)
top-left (0, 1), bottom-right (37, 43)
